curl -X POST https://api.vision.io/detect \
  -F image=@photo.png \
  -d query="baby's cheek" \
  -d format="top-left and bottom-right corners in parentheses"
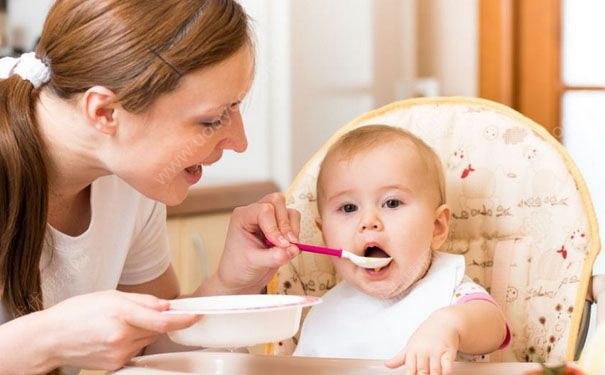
top-left (398, 252), bottom-right (432, 284)
top-left (331, 257), bottom-right (351, 274)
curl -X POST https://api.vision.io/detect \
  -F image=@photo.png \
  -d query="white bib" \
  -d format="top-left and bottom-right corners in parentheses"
top-left (294, 251), bottom-right (465, 360)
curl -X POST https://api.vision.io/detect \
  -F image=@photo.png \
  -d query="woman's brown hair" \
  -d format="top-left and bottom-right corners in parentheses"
top-left (0, 0), bottom-right (250, 359)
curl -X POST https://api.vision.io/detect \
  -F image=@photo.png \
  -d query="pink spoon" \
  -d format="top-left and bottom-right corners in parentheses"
top-left (264, 239), bottom-right (392, 269)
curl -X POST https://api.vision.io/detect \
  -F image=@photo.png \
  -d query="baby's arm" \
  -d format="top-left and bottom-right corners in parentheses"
top-left (448, 279), bottom-right (510, 353)
top-left (439, 298), bottom-right (508, 353)
top-left (385, 306), bottom-right (460, 374)
top-left (386, 280), bottom-right (509, 374)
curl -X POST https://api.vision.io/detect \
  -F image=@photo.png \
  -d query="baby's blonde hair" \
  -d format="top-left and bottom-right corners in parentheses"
top-left (316, 125), bottom-right (446, 213)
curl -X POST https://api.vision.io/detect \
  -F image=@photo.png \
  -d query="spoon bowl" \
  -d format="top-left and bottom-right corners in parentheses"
top-left (341, 251), bottom-right (393, 269)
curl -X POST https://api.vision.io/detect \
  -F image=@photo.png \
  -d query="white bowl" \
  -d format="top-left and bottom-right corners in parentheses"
top-left (164, 294), bottom-right (321, 348)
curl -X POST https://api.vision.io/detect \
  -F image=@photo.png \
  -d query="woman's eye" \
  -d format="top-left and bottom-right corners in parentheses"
top-left (384, 199), bottom-right (401, 209)
top-left (201, 111), bottom-right (229, 128)
top-left (229, 100), bottom-right (242, 112)
top-left (340, 203), bottom-right (357, 213)
top-left (201, 119), bottom-right (223, 127)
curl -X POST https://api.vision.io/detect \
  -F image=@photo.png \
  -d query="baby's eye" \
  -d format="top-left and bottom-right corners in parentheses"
top-left (383, 199), bottom-right (402, 209)
top-left (340, 203), bottom-right (357, 213)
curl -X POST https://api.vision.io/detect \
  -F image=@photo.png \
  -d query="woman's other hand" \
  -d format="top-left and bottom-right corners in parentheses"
top-left (43, 290), bottom-right (199, 371)
top-left (207, 192), bottom-right (301, 295)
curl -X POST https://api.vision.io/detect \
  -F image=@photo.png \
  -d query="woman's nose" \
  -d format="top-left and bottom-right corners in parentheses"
top-left (224, 110), bottom-right (248, 153)
top-left (358, 211), bottom-right (384, 232)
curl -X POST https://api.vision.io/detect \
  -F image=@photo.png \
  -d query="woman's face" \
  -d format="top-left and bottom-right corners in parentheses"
top-left (109, 46), bottom-right (254, 205)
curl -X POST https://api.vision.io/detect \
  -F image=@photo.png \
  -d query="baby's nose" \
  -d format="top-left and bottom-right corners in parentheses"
top-left (358, 213), bottom-right (383, 232)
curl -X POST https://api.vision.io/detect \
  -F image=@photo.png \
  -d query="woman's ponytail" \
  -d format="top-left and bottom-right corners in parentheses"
top-left (0, 75), bottom-right (49, 319)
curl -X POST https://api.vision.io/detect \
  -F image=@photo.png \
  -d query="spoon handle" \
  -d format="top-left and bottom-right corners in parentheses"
top-left (263, 239), bottom-right (343, 258)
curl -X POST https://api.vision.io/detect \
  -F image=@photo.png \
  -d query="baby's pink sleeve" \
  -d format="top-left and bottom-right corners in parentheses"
top-left (451, 277), bottom-right (511, 349)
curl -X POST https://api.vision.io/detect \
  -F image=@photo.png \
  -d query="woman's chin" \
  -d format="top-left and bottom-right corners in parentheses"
top-left (163, 193), bottom-right (188, 207)
top-left (147, 184), bottom-right (190, 207)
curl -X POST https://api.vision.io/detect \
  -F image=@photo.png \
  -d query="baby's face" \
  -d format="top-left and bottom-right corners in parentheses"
top-left (317, 141), bottom-right (447, 299)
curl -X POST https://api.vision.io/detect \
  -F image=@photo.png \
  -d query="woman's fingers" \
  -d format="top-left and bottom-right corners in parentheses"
top-left (234, 202), bottom-right (287, 248)
top-left (123, 301), bottom-right (200, 334)
top-left (132, 335), bottom-right (160, 356)
top-left (256, 202), bottom-right (289, 247)
top-left (260, 193), bottom-right (297, 242)
top-left (117, 291), bottom-right (170, 311)
top-left (233, 193), bottom-right (301, 254)
top-left (287, 208), bottom-right (301, 241)
top-left (252, 202), bottom-right (299, 260)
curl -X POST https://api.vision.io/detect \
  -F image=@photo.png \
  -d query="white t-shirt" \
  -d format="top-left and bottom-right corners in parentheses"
top-left (0, 174), bottom-right (171, 325)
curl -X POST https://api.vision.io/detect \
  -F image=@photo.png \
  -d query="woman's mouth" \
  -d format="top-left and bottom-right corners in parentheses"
top-left (183, 164), bottom-right (202, 184)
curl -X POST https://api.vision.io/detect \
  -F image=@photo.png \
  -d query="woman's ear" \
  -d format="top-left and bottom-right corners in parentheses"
top-left (82, 86), bottom-right (119, 135)
top-left (431, 204), bottom-right (451, 250)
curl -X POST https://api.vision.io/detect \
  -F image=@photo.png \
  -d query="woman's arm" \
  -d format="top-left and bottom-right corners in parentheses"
top-left (0, 310), bottom-right (59, 373)
top-left (118, 265), bottom-right (180, 299)
top-left (0, 290), bottom-right (198, 373)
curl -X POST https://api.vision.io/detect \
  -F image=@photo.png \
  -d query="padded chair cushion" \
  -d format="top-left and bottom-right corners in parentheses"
top-left (268, 97), bottom-right (600, 363)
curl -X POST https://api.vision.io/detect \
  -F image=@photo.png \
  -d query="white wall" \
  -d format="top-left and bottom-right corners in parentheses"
top-left (418, 0), bottom-right (478, 96)
top-left (201, 0), bottom-right (275, 186)
top-left (6, 0), bottom-right (52, 50)
top-left (289, 0), bottom-right (419, 174)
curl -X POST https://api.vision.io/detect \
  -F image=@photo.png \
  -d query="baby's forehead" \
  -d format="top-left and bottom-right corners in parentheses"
top-left (317, 139), bottom-right (442, 202)
top-left (324, 139), bottom-right (425, 171)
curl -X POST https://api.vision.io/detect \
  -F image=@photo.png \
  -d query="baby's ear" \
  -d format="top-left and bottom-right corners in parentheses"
top-left (314, 217), bottom-right (323, 232)
top-left (431, 204), bottom-right (451, 250)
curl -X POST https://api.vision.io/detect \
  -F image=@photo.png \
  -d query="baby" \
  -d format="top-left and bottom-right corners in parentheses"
top-left (293, 125), bottom-right (510, 374)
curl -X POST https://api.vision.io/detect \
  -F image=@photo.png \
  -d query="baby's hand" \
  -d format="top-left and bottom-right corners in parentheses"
top-left (385, 308), bottom-right (459, 375)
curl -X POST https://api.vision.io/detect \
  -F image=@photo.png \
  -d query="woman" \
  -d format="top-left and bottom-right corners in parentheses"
top-left (0, 0), bottom-right (300, 373)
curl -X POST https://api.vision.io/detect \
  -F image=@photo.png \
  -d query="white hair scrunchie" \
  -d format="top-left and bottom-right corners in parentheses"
top-left (0, 52), bottom-right (51, 89)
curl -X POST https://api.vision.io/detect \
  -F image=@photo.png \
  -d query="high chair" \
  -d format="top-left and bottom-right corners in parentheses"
top-left (266, 97), bottom-right (601, 364)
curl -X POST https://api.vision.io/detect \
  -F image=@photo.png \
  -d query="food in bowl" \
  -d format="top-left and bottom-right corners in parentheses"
top-left (164, 294), bottom-right (321, 348)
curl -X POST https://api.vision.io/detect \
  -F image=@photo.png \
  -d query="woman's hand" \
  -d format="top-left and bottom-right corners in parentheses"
top-left (42, 290), bottom-right (199, 371)
top-left (205, 192), bottom-right (301, 295)
top-left (385, 308), bottom-right (459, 375)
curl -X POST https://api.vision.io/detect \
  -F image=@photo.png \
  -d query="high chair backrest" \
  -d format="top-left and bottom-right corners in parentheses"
top-left (267, 97), bottom-right (601, 363)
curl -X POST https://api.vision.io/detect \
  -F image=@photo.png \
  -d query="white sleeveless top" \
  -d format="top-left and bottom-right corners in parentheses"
top-left (294, 251), bottom-right (465, 360)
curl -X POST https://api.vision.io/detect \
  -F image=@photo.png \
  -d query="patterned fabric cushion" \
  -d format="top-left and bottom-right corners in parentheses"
top-left (267, 97), bottom-right (600, 363)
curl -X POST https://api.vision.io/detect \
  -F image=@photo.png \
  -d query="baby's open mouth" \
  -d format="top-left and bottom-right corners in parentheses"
top-left (364, 245), bottom-right (391, 272)
top-left (364, 246), bottom-right (390, 258)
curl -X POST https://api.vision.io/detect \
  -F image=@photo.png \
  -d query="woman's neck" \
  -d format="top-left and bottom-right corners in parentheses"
top-left (36, 90), bottom-right (110, 235)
